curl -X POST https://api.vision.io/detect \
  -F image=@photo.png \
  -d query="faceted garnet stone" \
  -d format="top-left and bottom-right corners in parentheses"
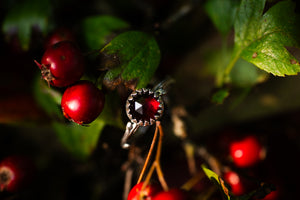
top-left (128, 90), bottom-right (162, 125)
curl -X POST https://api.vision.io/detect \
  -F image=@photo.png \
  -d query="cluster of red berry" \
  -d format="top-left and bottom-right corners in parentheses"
top-left (126, 134), bottom-right (277, 200)
top-left (221, 134), bottom-right (278, 200)
top-left (128, 182), bottom-right (189, 200)
top-left (34, 28), bottom-right (105, 125)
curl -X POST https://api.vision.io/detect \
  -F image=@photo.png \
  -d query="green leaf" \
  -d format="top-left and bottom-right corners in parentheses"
top-left (98, 92), bottom-right (124, 129)
top-left (34, 75), bottom-right (110, 160)
top-left (52, 92), bottom-right (125, 160)
top-left (212, 89), bottom-right (230, 104)
top-left (81, 15), bottom-right (130, 50)
top-left (202, 165), bottom-right (231, 200)
top-left (202, 47), bottom-right (268, 87)
top-left (231, 0), bottom-right (300, 76)
top-left (230, 58), bottom-right (268, 87)
top-left (2, 0), bottom-right (51, 50)
top-left (101, 31), bottom-right (161, 89)
top-left (202, 165), bottom-right (277, 200)
top-left (53, 118), bottom-right (105, 160)
top-left (33, 75), bottom-right (63, 119)
top-left (205, 0), bottom-right (240, 35)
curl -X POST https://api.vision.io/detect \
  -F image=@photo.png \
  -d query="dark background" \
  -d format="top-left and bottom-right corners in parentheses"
top-left (0, 0), bottom-right (300, 199)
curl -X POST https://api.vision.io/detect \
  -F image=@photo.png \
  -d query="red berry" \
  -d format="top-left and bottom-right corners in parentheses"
top-left (44, 28), bottom-right (75, 49)
top-left (153, 188), bottom-right (189, 200)
top-left (223, 171), bottom-right (245, 196)
top-left (229, 135), bottom-right (265, 168)
top-left (35, 41), bottom-right (85, 87)
top-left (127, 182), bottom-right (162, 200)
top-left (0, 156), bottom-right (34, 192)
top-left (61, 81), bottom-right (105, 124)
top-left (262, 190), bottom-right (279, 200)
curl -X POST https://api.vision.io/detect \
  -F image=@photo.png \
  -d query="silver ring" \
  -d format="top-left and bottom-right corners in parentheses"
top-left (121, 78), bottom-right (174, 149)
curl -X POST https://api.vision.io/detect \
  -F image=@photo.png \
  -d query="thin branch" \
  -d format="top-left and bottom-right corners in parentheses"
top-left (137, 124), bottom-right (159, 183)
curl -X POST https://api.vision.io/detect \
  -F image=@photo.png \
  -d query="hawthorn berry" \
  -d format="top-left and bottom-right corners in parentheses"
top-left (44, 28), bottom-right (75, 49)
top-left (229, 135), bottom-right (265, 168)
top-left (61, 80), bottom-right (105, 125)
top-left (152, 188), bottom-right (189, 200)
top-left (262, 190), bottom-right (279, 200)
top-left (127, 182), bottom-right (162, 200)
top-left (35, 41), bottom-right (85, 87)
top-left (0, 156), bottom-right (34, 192)
top-left (223, 171), bottom-right (245, 196)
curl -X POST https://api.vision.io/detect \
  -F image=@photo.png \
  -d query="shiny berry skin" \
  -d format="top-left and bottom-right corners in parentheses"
top-left (44, 28), bottom-right (75, 48)
top-left (229, 135), bottom-right (265, 168)
top-left (61, 81), bottom-right (105, 125)
top-left (0, 156), bottom-right (34, 192)
top-left (153, 188), bottom-right (189, 200)
top-left (35, 41), bottom-right (85, 87)
top-left (127, 182), bottom-right (161, 200)
top-left (223, 171), bottom-right (245, 196)
top-left (262, 190), bottom-right (279, 200)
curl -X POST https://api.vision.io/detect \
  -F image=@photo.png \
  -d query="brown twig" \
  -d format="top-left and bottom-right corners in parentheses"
top-left (123, 168), bottom-right (134, 200)
top-left (138, 121), bottom-right (169, 191)
top-left (137, 124), bottom-right (159, 184)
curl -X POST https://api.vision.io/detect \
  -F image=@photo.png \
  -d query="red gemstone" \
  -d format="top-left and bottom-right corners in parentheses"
top-left (128, 90), bottom-right (162, 124)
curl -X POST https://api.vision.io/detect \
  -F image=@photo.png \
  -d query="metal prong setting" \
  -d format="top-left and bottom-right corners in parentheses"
top-left (122, 83), bottom-right (168, 148)
top-left (125, 88), bottom-right (164, 127)
top-left (121, 122), bottom-right (139, 149)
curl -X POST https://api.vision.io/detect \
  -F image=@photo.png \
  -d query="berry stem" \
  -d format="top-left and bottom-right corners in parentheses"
top-left (155, 122), bottom-right (169, 191)
top-left (181, 169), bottom-right (205, 191)
top-left (138, 121), bottom-right (169, 192)
top-left (142, 161), bottom-right (156, 191)
top-left (220, 49), bottom-right (241, 86)
top-left (183, 141), bottom-right (197, 175)
top-left (155, 162), bottom-right (169, 191)
top-left (197, 146), bottom-right (221, 175)
top-left (137, 124), bottom-right (159, 184)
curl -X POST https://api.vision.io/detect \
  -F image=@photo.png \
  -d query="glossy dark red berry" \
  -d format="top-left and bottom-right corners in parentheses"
top-left (153, 188), bottom-right (189, 200)
top-left (61, 81), bottom-right (105, 125)
top-left (44, 28), bottom-right (75, 49)
top-left (35, 41), bottom-right (85, 87)
top-left (262, 190), bottom-right (279, 200)
top-left (223, 171), bottom-right (245, 196)
top-left (0, 156), bottom-right (34, 192)
top-left (127, 182), bottom-right (162, 200)
top-left (229, 135), bottom-right (265, 168)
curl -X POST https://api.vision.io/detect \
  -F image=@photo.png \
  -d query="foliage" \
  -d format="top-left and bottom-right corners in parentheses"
top-left (101, 31), bottom-right (161, 89)
top-left (1, 0), bottom-right (300, 199)
top-left (81, 15), bottom-right (130, 50)
top-left (231, 0), bottom-right (300, 77)
top-left (204, 0), bottom-right (240, 36)
top-left (2, 0), bottom-right (51, 50)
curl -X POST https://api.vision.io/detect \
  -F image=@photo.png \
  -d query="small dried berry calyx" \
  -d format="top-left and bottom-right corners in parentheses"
top-left (35, 41), bottom-right (85, 87)
top-left (0, 166), bottom-right (14, 191)
top-left (0, 156), bottom-right (34, 192)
